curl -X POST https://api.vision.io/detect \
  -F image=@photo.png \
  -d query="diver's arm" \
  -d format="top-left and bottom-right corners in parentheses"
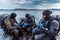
top-left (43, 20), bottom-right (59, 38)
top-left (4, 19), bottom-right (17, 30)
top-left (14, 19), bottom-right (18, 24)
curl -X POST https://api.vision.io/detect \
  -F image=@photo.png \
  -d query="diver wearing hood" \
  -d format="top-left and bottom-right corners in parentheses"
top-left (32, 10), bottom-right (59, 40)
top-left (3, 13), bottom-right (19, 40)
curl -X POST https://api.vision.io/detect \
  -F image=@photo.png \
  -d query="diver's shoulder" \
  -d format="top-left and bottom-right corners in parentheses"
top-left (51, 20), bottom-right (59, 25)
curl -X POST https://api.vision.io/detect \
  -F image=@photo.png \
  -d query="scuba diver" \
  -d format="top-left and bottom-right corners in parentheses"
top-left (1, 13), bottom-right (19, 40)
top-left (25, 14), bottom-right (35, 35)
top-left (32, 10), bottom-right (59, 40)
top-left (24, 14), bottom-right (35, 28)
top-left (18, 13), bottom-right (36, 36)
top-left (24, 14), bottom-right (36, 33)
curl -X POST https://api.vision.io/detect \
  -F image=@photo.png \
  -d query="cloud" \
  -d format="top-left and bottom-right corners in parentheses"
top-left (50, 3), bottom-right (60, 9)
top-left (11, 0), bottom-right (33, 5)
top-left (36, 3), bottom-right (60, 9)
top-left (0, 0), bottom-right (8, 4)
top-left (0, 0), bottom-right (60, 9)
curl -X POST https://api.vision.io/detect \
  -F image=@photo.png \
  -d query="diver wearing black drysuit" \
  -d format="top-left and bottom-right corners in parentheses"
top-left (18, 14), bottom-right (36, 36)
top-left (32, 10), bottom-right (59, 40)
top-left (3, 13), bottom-right (19, 40)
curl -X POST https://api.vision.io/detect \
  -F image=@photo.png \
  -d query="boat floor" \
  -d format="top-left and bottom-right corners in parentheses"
top-left (0, 32), bottom-right (32, 40)
top-left (0, 31), bottom-right (60, 40)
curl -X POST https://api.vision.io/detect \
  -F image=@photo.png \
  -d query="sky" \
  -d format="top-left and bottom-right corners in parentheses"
top-left (0, 0), bottom-right (60, 9)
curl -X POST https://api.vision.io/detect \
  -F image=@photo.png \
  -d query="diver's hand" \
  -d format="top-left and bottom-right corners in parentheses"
top-left (13, 27), bottom-right (17, 29)
top-left (41, 27), bottom-right (48, 32)
top-left (42, 27), bottom-right (48, 30)
top-left (41, 27), bottom-right (49, 34)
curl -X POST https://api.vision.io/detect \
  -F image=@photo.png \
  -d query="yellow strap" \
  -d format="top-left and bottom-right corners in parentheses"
top-left (6, 20), bottom-right (11, 26)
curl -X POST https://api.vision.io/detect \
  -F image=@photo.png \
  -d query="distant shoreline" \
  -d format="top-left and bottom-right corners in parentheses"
top-left (0, 9), bottom-right (60, 11)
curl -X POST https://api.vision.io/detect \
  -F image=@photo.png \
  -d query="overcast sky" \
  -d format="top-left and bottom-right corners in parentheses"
top-left (0, 0), bottom-right (60, 9)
